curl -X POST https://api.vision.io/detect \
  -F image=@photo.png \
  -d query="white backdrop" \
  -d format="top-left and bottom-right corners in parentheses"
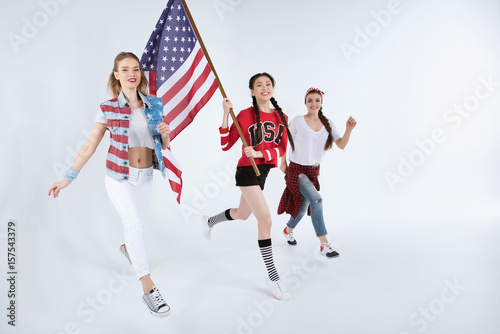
top-left (1, 0), bottom-right (499, 333)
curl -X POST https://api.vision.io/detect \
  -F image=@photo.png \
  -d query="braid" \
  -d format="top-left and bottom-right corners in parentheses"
top-left (318, 108), bottom-right (333, 150)
top-left (251, 95), bottom-right (262, 146)
top-left (270, 97), bottom-right (295, 151)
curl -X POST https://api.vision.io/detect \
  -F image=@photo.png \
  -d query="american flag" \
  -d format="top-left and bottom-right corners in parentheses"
top-left (140, 0), bottom-right (220, 203)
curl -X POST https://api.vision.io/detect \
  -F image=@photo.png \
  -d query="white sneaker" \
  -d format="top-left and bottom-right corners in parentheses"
top-left (282, 227), bottom-right (297, 245)
top-left (201, 215), bottom-right (212, 240)
top-left (142, 286), bottom-right (171, 318)
top-left (266, 278), bottom-right (292, 301)
top-left (320, 242), bottom-right (339, 258)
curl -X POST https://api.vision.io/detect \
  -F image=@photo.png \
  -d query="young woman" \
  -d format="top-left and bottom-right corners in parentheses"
top-left (278, 88), bottom-right (356, 257)
top-left (202, 73), bottom-right (294, 301)
top-left (48, 52), bottom-right (171, 318)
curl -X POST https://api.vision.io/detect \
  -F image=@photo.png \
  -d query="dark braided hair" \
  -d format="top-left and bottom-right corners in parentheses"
top-left (306, 89), bottom-right (334, 150)
top-left (318, 107), bottom-right (334, 150)
top-left (251, 95), bottom-right (262, 146)
top-left (270, 97), bottom-right (295, 151)
top-left (248, 72), bottom-right (294, 150)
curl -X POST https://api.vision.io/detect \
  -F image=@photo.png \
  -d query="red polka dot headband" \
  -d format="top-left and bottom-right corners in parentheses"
top-left (305, 87), bottom-right (325, 103)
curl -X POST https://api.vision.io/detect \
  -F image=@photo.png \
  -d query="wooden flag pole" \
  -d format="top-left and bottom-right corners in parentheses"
top-left (180, 0), bottom-right (260, 176)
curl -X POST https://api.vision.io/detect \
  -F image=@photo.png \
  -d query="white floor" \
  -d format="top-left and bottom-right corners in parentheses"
top-left (3, 211), bottom-right (499, 334)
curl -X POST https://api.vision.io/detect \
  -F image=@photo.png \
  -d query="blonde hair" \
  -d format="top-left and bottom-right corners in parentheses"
top-left (107, 52), bottom-right (149, 98)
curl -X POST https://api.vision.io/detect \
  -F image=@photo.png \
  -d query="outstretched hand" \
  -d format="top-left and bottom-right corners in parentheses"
top-left (48, 179), bottom-right (71, 198)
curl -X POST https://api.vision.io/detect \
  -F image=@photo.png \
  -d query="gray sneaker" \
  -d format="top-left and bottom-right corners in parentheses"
top-left (119, 244), bottom-right (132, 265)
top-left (142, 287), bottom-right (171, 318)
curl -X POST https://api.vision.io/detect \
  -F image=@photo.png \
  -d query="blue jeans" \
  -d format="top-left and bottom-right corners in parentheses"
top-left (286, 174), bottom-right (327, 237)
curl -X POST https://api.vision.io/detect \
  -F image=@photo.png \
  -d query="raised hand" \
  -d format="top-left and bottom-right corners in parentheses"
top-left (346, 116), bottom-right (357, 130)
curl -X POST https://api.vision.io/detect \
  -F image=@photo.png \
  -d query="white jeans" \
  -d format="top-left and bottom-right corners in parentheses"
top-left (105, 166), bottom-right (153, 279)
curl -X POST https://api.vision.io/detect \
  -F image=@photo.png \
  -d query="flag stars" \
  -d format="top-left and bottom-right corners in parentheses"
top-left (150, 64), bottom-right (155, 69)
top-left (165, 36), bottom-right (170, 42)
top-left (171, 56), bottom-right (176, 62)
top-left (167, 15), bottom-right (172, 21)
top-left (143, 48), bottom-right (148, 54)
top-left (160, 76), bottom-right (166, 81)
top-left (182, 26), bottom-right (186, 32)
top-left (161, 66), bottom-right (166, 71)
top-left (180, 57), bottom-right (184, 63)
top-left (188, 47), bottom-right (192, 52)
top-left (148, 57), bottom-right (151, 61)
top-left (175, 26), bottom-right (179, 32)
top-left (177, 5), bottom-right (181, 10)
top-left (174, 37), bottom-right (178, 42)
top-left (159, 19), bottom-right (164, 24)
top-left (183, 16), bottom-right (186, 21)
top-left (176, 16), bottom-right (180, 21)
top-left (166, 26), bottom-right (171, 32)
top-left (181, 37), bottom-right (185, 43)
top-left (142, 64), bottom-right (146, 69)
top-left (173, 47), bottom-right (177, 52)
top-left (170, 66), bottom-right (175, 72)
top-left (152, 49), bottom-right (156, 54)
top-left (180, 47), bottom-right (185, 53)
top-left (162, 56), bottom-right (167, 62)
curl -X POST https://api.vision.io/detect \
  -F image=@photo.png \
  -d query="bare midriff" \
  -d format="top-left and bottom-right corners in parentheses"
top-left (128, 147), bottom-right (154, 168)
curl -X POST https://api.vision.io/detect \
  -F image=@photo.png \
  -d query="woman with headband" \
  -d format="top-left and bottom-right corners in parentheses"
top-left (278, 88), bottom-right (356, 257)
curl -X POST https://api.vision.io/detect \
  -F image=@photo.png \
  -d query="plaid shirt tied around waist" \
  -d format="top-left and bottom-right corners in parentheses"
top-left (278, 161), bottom-right (320, 218)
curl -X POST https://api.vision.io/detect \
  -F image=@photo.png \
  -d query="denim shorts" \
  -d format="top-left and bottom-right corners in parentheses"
top-left (235, 164), bottom-right (271, 190)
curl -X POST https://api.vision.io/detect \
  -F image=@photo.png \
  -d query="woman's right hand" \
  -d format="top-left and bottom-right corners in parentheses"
top-left (222, 98), bottom-right (233, 116)
top-left (280, 161), bottom-right (288, 174)
top-left (48, 179), bottom-right (71, 198)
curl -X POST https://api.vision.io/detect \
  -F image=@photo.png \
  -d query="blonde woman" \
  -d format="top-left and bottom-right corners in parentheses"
top-left (48, 52), bottom-right (171, 317)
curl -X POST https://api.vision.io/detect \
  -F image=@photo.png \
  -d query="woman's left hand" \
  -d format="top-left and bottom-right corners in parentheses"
top-left (157, 122), bottom-right (171, 137)
top-left (346, 116), bottom-right (357, 130)
top-left (243, 146), bottom-right (263, 159)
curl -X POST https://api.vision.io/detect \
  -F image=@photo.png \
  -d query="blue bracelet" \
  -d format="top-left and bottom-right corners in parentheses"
top-left (65, 168), bottom-right (80, 182)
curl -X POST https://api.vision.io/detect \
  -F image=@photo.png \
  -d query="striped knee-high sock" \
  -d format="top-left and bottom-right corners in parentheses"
top-left (208, 209), bottom-right (233, 228)
top-left (258, 239), bottom-right (280, 282)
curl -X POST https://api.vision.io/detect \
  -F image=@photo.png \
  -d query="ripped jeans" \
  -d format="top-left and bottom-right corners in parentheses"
top-left (286, 173), bottom-right (327, 237)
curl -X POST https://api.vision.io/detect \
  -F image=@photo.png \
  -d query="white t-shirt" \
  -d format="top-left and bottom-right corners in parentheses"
top-left (288, 115), bottom-right (342, 166)
top-left (95, 107), bottom-right (155, 149)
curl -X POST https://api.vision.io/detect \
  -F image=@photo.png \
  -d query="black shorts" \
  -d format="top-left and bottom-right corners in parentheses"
top-left (235, 164), bottom-right (272, 190)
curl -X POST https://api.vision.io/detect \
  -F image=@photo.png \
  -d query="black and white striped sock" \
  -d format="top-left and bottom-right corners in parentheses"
top-left (208, 209), bottom-right (233, 228)
top-left (258, 239), bottom-right (280, 282)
